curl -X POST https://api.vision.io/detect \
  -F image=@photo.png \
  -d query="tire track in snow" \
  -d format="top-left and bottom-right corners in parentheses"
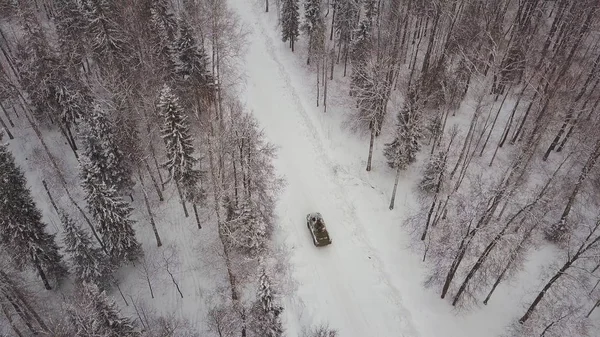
top-left (238, 3), bottom-right (421, 336)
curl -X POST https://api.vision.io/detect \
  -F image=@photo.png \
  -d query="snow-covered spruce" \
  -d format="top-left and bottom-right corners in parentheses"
top-left (81, 155), bottom-right (141, 265)
top-left (383, 91), bottom-right (423, 170)
top-left (173, 19), bottom-right (214, 109)
top-left (225, 201), bottom-right (268, 258)
top-left (66, 281), bottom-right (140, 337)
top-left (79, 104), bottom-right (134, 197)
top-left (281, 0), bottom-right (300, 51)
top-left (0, 139), bottom-right (67, 290)
top-left (249, 269), bottom-right (284, 337)
top-left (61, 212), bottom-right (113, 290)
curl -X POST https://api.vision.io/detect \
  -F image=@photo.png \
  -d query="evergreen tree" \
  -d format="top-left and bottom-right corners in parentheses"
top-left (227, 201), bottom-right (268, 257)
top-left (419, 151), bottom-right (445, 194)
top-left (0, 140), bottom-right (67, 290)
top-left (53, 0), bottom-right (89, 69)
top-left (334, 0), bottom-right (359, 47)
top-left (157, 84), bottom-right (199, 183)
top-left (61, 212), bottom-right (113, 290)
top-left (349, 19), bottom-right (373, 95)
top-left (157, 84), bottom-right (205, 223)
top-left (67, 282), bottom-right (140, 337)
top-left (81, 0), bottom-right (132, 74)
top-left (80, 104), bottom-right (134, 196)
top-left (383, 93), bottom-right (423, 169)
top-left (249, 269), bottom-right (284, 337)
top-left (173, 20), bottom-right (214, 108)
top-left (303, 0), bottom-right (325, 65)
top-left (281, 0), bottom-right (300, 51)
top-left (80, 155), bottom-right (141, 265)
top-left (148, 0), bottom-right (178, 76)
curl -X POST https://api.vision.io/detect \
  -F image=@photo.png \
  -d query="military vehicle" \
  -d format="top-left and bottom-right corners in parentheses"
top-left (306, 212), bottom-right (332, 247)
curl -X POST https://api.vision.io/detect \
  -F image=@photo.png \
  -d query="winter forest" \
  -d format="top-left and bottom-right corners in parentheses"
top-left (0, 0), bottom-right (600, 336)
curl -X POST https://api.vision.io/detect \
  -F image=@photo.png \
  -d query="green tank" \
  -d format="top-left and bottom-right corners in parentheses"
top-left (306, 212), bottom-right (332, 247)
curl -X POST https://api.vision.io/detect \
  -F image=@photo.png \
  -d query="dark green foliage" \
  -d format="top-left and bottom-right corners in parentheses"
top-left (81, 160), bottom-right (142, 265)
top-left (61, 213), bottom-right (113, 290)
top-left (383, 92), bottom-right (423, 169)
top-left (249, 269), bottom-right (284, 337)
top-left (0, 141), bottom-right (67, 289)
top-left (67, 282), bottom-right (140, 337)
top-left (173, 20), bottom-right (214, 109)
top-left (419, 151), bottom-right (445, 194)
top-left (281, 0), bottom-right (300, 50)
top-left (80, 104), bottom-right (133, 195)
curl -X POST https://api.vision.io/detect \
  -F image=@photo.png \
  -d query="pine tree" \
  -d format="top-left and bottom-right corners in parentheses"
top-left (227, 201), bottom-right (268, 257)
top-left (249, 269), bottom-right (284, 337)
top-left (157, 85), bottom-right (197, 182)
top-left (349, 21), bottom-right (373, 97)
top-left (281, 0), bottom-right (300, 51)
top-left (82, 0), bottom-right (130, 72)
top-left (54, 0), bottom-right (89, 69)
top-left (419, 151), bottom-right (445, 194)
top-left (303, 0), bottom-right (325, 65)
top-left (173, 20), bottom-right (214, 108)
top-left (80, 154), bottom-right (141, 265)
top-left (80, 104), bottom-right (134, 196)
top-left (157, 84), bottom-right (205, 223)
top-left (0, 140), bottom-right (67, 290)
top-left (149, 0), bottom-right (178, 76)
top-left (67, 282), bottom-right (140, 337)
top-left (61, 212), bottom-right (113, 290)
top-left (383, 93), bottom-right (423, 169)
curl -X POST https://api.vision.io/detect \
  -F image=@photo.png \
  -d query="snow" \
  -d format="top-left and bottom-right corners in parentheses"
top-left (228, 0), bottom-right (559, 336)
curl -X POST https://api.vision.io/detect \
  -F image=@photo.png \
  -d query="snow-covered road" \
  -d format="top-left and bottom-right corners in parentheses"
top-left (232, 1), bottom-right (419, 335)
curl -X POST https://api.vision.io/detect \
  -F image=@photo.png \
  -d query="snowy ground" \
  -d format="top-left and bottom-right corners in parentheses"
top-left (228, 1), bottom-right (558, 336)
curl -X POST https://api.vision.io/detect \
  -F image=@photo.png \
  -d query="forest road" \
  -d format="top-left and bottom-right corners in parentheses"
top-left (230, 0), bottom-right (421, 336)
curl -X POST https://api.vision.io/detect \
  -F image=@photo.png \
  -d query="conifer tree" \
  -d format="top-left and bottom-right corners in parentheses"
top-left (149, 0), bottom-right (178, 76)
top-left (383, 92), bottom-right (423, 169)
top-left (81, 157), bottom-right (142, 265)
top-left (249, 269), bottom-right (284, 337)
top-left (281, 0), bottom-right (300, 51)
top-left (81, 0), bottom-right (132, 75)
top-left (61, 212), bottom-right (113, 290)
top-left (173, 20), bottom-right (214, 110)
top-left (0, 140), bottom-right (67, 290)
top-left (334, 0), bottom-right (359, 73)
top-left (303, 0), bottom-right (324, 65)
top-left (227, 201), bottom-right (268, 257)
top-left (53, 0), bottom-right (89, 70)
top-left (419, 151), bottom-right (445, 194)
top-left (349, 20), bottom-right (373, 97)
top-left (67, 282), bottom-right (140, 337)
top-left (157, 84), bottom-right (205, 225)
top-left (80, 104), bottom-right (134, 196)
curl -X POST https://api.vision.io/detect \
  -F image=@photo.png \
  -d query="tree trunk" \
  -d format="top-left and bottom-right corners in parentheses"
top-left (324, 57), bottom-right (328, 112)
top-left (0, 114), bottom-right (13, 139)
top-left (519, 261), bottom-right (572, 323)
top-left (1, 302), bottom-right (24, 337)
top-left (366, 123), bottom-right (376, 171)
top-left (41, 180), bottom-right (60, 215)
top-left (34, 261), bottom-right (51, 290)
top-left (452, 205), bottom-right (532, 306)
top-left (137, 169), bottom-right (162, 247)
top-left (389, 164), bottom-right (401, 210)
top-left (265, 0), bottom-right (268, 12)
top-left (193, 203), bottom-right (202, 229)
top-left (511, 90), bottom-right (539, 144)
top-left (480, 86), bottom-right (512, 157)
top-left (551, 138), bottom-right (600, 239)
top-left (144, 158), bottom-right (163, 201)
top-left (0, 101), bottom-right (15, 127)
top-left (175, 183), bottom-right (189, 217)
